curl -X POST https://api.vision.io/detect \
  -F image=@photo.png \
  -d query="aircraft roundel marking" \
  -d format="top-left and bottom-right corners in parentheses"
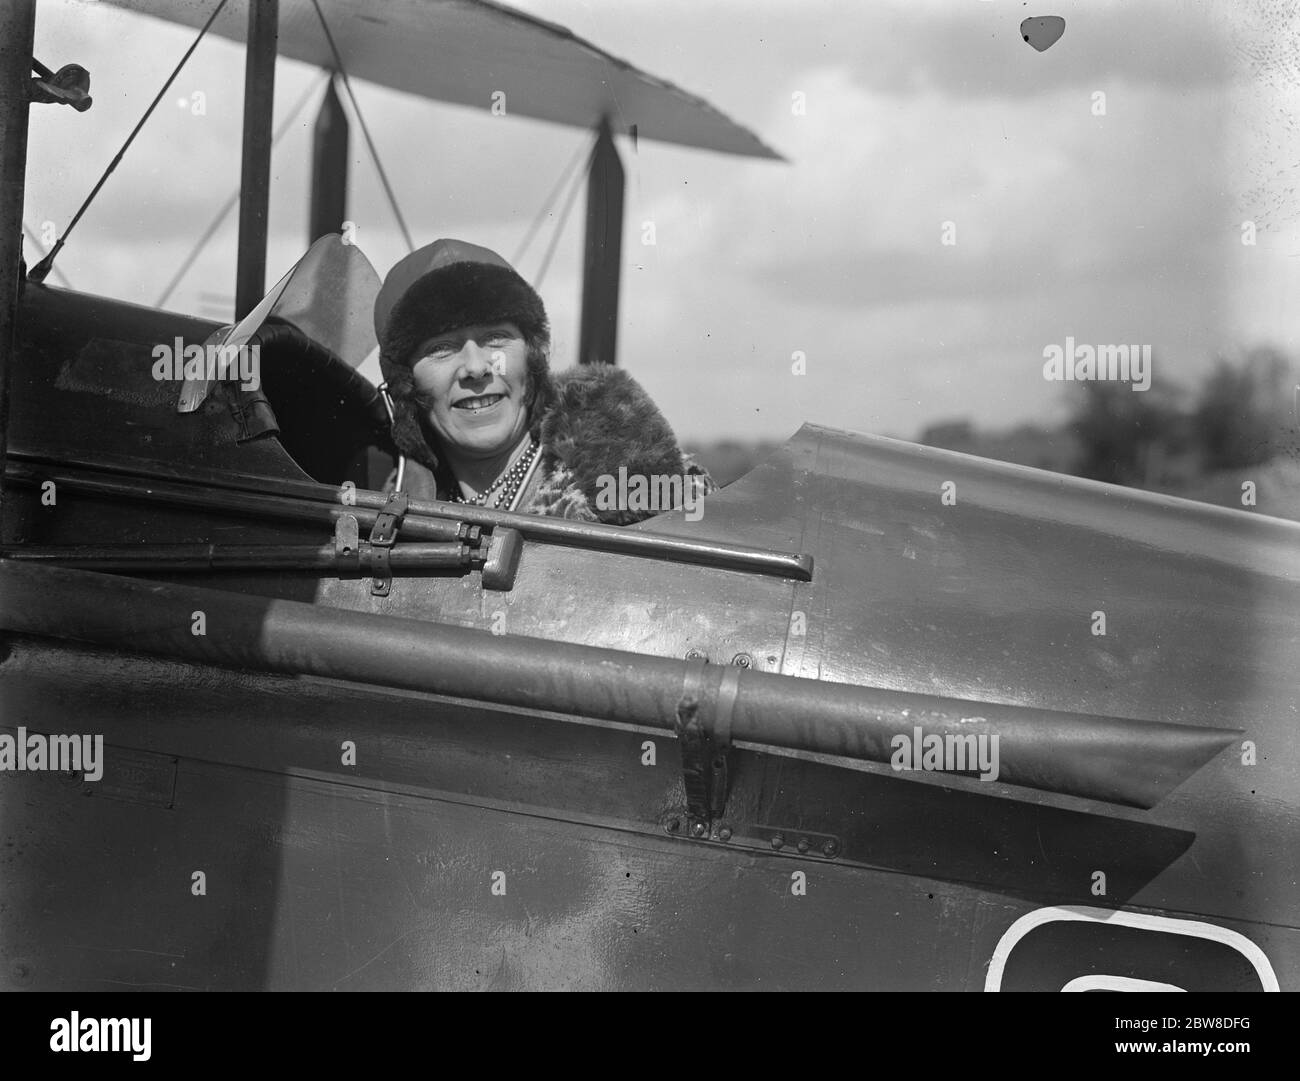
top-left (984, 905), bottom-right (1279, 992)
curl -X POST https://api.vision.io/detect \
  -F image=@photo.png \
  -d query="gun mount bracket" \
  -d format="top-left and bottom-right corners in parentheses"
top-left (368, 492), bottom-right (408, 596)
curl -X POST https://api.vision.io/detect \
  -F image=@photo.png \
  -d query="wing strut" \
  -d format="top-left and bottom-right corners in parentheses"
top-left (308, 0), bottom-right (414, 253)
top-left (309, 76), bottom-right (348, 244)
top-left (578, 116), bottom-right (624, 365)
top-left (235, 0), bottom-right (278, 318)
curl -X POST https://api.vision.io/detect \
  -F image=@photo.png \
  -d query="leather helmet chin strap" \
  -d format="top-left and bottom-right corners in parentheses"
top-left (377, 382), bottom-right (407, 493)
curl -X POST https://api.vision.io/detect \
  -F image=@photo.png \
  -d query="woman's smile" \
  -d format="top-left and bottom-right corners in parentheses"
top-left (452, 392), bottom-right (506, 415)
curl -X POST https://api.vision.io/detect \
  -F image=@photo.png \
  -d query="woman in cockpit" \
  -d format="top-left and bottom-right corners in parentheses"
top-left (375, 238), bottom-right (712, 524)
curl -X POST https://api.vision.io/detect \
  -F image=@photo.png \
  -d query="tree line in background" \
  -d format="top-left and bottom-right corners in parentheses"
top-left (689, 347), bottom-right (1299, 520)
top-left (1069, 346), bottom-right (1298, 489)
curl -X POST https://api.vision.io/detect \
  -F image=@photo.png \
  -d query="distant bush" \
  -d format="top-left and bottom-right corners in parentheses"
top-left (1192, 348), bottom-right (1294, 470)
top-left (1069, 380), bottom-right (1186, 487)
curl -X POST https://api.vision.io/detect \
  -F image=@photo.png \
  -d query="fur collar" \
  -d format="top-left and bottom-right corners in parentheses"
top-left (539, 365), bottom-right (689, 524)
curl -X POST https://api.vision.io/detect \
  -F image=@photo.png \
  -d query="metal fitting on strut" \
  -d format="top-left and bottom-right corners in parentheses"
top-left (671, 658), bottom-right (741, 839)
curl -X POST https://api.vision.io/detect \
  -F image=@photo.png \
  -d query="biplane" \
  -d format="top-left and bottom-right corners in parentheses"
top-left (0, 0), bottom-right (1296, 992)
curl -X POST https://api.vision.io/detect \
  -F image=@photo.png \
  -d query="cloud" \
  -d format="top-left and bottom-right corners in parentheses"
top-left (510, 0), bottom-right (1233, 113)
top-left (612, 66), bottom-right (1238, 441)
top-left (651, 69), bottom-right (1233, 310)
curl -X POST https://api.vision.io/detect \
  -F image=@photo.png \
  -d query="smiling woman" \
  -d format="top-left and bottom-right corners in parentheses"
top-left (375, 238), bottom-right (714, 523)
top-left (410, 320), bottom-right (537, 506)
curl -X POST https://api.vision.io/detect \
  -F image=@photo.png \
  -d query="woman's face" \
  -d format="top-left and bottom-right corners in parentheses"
top-left (410, 321), bottom-right (530, 458)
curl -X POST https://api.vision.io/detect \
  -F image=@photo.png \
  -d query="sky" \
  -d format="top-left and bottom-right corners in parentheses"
top-left (23, 0), bottom-right (1300, 445)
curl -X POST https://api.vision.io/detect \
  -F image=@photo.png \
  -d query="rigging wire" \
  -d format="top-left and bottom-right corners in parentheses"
top-left (309, 0), bottom-right (415, 253)
top-left (533, 136), bottom-right (596, 290)
top-left (28, 0), bottom-right (231, 283)
top-left (511, 137), bottom-right (592, 268)
top-left (154, 70), bottom-right (330, 310)
top-left (22, 222), bottom-right (73, 288)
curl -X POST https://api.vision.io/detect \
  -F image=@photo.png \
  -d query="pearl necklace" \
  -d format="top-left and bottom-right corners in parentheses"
top-left (451, 438), bottom-right (540, 509)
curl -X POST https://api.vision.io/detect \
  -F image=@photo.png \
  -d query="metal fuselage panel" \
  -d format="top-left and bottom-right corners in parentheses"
top-left (1, 288), bottom-right (1297, 989)
top-left (2, 635), bottom-right (1294, 992)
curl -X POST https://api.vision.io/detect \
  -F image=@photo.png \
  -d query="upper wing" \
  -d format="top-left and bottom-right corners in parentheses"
top-left (100, 0), bottom-right (784, 160)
